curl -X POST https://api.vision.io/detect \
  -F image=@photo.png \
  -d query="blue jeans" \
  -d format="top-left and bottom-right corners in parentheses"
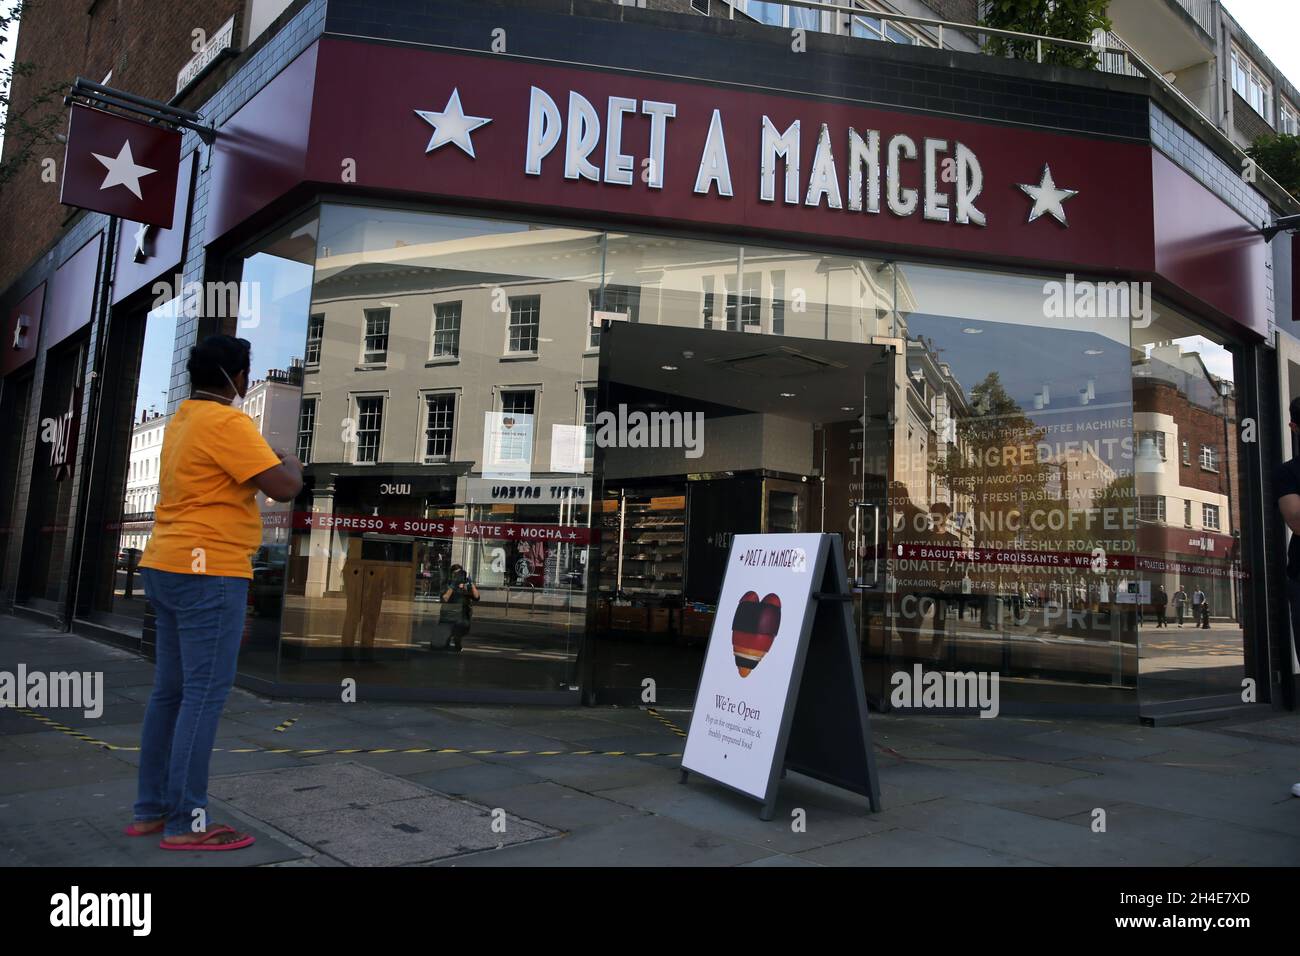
top-left (134, 567), bottom-right (248, 836)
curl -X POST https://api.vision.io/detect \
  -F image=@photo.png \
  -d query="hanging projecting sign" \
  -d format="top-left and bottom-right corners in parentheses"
top-left (680, 532), bottom-right (880, 819)
top-left (60, 105), bottom-right (181, 227)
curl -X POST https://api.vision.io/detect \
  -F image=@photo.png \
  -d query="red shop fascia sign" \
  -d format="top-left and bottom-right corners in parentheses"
top-left (205, 39), bottom-right (1267, 337)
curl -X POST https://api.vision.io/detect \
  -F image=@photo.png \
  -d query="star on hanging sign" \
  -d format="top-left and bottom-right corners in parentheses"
top-left (414, 89), bottom-right (492, 158)
top-left (92, 140), bottom-right (158, 200)
top-left (1018, 164), bottom-right (1078, 226)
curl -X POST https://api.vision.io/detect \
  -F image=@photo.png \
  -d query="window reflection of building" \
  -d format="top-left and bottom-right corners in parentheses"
top-left (120, 411), bottom-right (166, 550)
top-left (238, 203), bottom-right (1253, 708)
top-left (1133, 340), bottom-right (1239, 630)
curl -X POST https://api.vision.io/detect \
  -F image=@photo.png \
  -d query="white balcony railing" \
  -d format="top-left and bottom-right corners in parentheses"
top-left (1175, 0), bottom-right (1216, 37)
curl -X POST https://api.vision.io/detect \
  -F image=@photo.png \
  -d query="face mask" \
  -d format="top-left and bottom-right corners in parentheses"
top-left (219, 367), bottom-right (245, 411)
top-left (194, 368), bottom-right (245, 409)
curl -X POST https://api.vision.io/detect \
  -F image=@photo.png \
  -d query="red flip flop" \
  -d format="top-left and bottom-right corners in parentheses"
top-left (158, 824), bottom-right (256, 851)
top-left (123, 821), bottom-right (165, 837)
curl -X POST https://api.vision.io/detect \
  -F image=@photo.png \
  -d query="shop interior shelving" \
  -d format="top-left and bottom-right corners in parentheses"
top-left (599, 492), bottom-right (686, 598)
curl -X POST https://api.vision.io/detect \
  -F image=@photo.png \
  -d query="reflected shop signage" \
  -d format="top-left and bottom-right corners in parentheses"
top-left (463, 477), bottom-right (591, 504)
top-left (264, 510), bottom-right (594, 545)
top-left (894, 543), bottom-right (1246, 580)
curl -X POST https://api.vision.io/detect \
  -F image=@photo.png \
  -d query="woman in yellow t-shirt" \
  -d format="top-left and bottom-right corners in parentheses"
top-left (127, 335), bottom-right (303, 851)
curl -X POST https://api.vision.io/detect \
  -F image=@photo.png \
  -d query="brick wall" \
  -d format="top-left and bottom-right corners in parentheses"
top-left (1135, 378), bottom-right (1234, 500)
top-left (0, 0), bottom-right (245, 291)
top-left (924, 0), bottom-right (978, 24)
top-left (1232, 92), bottom-right (1273, 146)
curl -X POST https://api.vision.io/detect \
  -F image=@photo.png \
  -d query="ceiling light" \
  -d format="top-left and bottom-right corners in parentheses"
top-left (841, 405), bottom-right (854, 411)
top-left (1084, 348), bottom-right (1104, 356)
top-left (660, 365), bottom-right (678, 371)
top-left (962, 327), bottom-right (983, 334)
top-left (780, 392), bottom-right (797, 398)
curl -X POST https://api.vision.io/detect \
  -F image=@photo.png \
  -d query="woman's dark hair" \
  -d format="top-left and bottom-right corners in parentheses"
top-left (188, 335), bottom-right (251, 390)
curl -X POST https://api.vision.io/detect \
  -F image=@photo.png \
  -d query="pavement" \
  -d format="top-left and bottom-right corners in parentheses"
top-left (1, 615), bottom-right (1297, 867)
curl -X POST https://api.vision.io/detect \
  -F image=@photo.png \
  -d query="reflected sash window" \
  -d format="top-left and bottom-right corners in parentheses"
top-left (583, 386), bottom-right (598, 459)
top-left (1137, 495), bottom-right (1165, 523)
top-left (1203, 503), bottom-right (1221, 531)
top-left (432, 301), bottom-right (462, 358)
top-left (355, 396), bottom-right (384, 463)
top-left (363, 308), bottom-right (390, 364)
top-left (1200, 444), bottom-right (1218, 472)
top-left (725, 272), bottom-right (761, 332)
top-left (296, 397), bottom-right (316, 464)
top-left (424, 393), bottom-right (455, 462)
top-left (507, 295), bottom-right (540, 354)
top-left (305, 314), bottom-right (323, 366)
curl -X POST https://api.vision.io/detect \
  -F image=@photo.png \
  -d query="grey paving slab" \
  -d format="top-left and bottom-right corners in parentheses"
top-left (1205, 714), bottom-right (1300, 745)
top-left (1, 752), bottom-right (136, 794)
top-left (500, 717), bottom-right (668, 743)
top-left (6, 728), bottom-right (111, 758)
top-left (598, 777), bottom-right (888, 854)
top-left (403, 760), bottom-right (545, 796)
top-left (1059, 802), bottom-right (1300, 867)
top-left (0, 777), bottom-right (138, 824)
top-left (467, 781), bottom-right (647, 831)
top-left (272, 795), bottom-right (555, 865)
top-left (1, 816), bottom-right (137, 866)
top-left (795, 827), bottom-right (1048, 866)
top-left (881, 797), bottom-right (1211, 866)
top-left (30, 703), bottom-right (148, 728)
top-left (433, 813), bottom-right (771, 867)
top-left (296, 750), bottom-right (482, 776)
top-left (467, 752), bottom-right (678, 793)
top-left (1022, 729), bottom-right (1175, 760)
top-left (978, 792), bottom-right (1117, 820)
top-left (918, 755), bottom-right (1101, 787)
top-left (1140, 726), bottom-right (1263, 756)
top-left (1055, 758), bottom-right (1300, 835)
top-left (872, 760), bottom-right (1030, 810)
top-left (209, 762), bottom-right (435, 820)
top-left (555, 732), bottom-right (687, 754)
top-left (740, 853), bottom-right (824, 866)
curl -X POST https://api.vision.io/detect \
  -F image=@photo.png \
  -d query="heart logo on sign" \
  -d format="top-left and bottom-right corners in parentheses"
top-left (731, 591), bottom-right (781, 678)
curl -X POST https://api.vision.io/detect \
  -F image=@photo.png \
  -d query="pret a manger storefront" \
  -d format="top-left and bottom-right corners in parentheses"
top-left (175, 33), bottom-right (1268, 712)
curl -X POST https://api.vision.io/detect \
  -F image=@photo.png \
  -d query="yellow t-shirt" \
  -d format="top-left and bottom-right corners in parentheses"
top-left (140, 399), bottom-right (284, 580)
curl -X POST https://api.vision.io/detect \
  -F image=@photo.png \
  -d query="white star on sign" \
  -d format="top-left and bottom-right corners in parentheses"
top-left (92, 140), bottom-right (157, 200)
top-left (414, 89), bottom-right (491, 158)
top-left (1018, 164), bottom-right (1078, 226)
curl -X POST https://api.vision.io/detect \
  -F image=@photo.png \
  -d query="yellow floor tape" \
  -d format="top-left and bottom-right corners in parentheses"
top-left (14, 707), bottom-right (685, 758)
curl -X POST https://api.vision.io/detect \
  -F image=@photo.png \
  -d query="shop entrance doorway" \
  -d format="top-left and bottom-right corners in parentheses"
top-left (587, 322), bottom-right (899, 706)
